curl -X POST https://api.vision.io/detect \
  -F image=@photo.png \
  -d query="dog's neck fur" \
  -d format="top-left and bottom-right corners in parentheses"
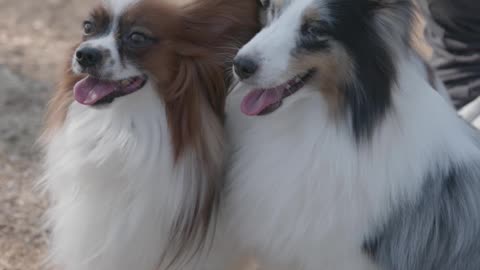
top-left (43, 83), bottom-right (223, 270)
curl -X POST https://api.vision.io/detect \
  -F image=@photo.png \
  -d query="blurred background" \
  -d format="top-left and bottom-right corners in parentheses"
top-left (0, 1), bottom-right (93, 269)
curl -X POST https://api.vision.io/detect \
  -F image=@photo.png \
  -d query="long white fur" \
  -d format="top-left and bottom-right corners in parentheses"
top-left (44, 86), bottom-right (177, 270)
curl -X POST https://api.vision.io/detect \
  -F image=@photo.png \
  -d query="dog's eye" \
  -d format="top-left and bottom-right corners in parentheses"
top-left (299, 21), bottom-right (330, 51)
top-left (83, 21), bottom-right (95, 35)
top-left (130, 33), bottom-right (146, 44)
top-left (126, 32), bottom-right (154, 49)
top-left (301, 21), bottom-right (329, 39)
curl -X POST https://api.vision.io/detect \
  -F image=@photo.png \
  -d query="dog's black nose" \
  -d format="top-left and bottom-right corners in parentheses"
top-left (76, 47), bottom-right (103, 68)
top-left (234, 56), bottom-right (258, 80)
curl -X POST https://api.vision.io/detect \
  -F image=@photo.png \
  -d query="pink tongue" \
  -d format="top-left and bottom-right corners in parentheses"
top-left (73, 77), bottom-right (117, 105)
top-left (241, 88), bottom-right (284, 116)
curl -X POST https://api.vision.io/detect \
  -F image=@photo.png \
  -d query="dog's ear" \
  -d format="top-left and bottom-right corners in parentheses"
top-left (161, 56), bottom-right (225, 268)
top-left (42, 47), bottom-right (80, 142)
top-left (367, 0), bottom-right (414, 48)
top-left (164, 56), bottom-right (225, 160)
top-left (180, 0), bottom-right (259, 43)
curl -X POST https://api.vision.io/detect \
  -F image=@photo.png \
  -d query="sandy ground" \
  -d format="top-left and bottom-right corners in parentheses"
top-left (0, 0), bottom-right (93, 81)
top-left (0, 1), bottom-right (93, 269)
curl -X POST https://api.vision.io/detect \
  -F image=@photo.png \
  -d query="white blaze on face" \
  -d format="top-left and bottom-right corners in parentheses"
top-left (103, 0), bottom-right (141, 16)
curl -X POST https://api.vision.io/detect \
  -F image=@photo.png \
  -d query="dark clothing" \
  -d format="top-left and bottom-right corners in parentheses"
top-left (419, 0), bottom-right (480, 108)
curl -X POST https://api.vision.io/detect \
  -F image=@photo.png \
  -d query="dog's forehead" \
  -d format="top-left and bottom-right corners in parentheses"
top-left (276, 0), bottom-right (328, 18)
top-left (103, 0), bottom-right (140, 16)
top-left (288, 0), bottom-right (332, 22)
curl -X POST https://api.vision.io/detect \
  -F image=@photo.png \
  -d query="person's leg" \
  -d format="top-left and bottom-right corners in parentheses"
top-left (419, 0), bottom-right (480, 109)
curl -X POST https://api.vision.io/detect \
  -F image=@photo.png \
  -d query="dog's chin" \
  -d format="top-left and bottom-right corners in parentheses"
top-left (73, 74), bottom-right (149, 106)
top-left (240, 69), bottom-right (316, 116)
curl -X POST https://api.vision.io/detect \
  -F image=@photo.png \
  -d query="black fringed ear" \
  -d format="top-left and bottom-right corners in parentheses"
top-left (325, 0), bottom-right (408, 142)
top-left (368, 0), bottom-right (415, 48)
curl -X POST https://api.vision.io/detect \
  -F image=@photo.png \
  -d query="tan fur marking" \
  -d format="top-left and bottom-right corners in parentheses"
top-left (291, 44), bottom-right (354, 116)
top-left (303, 5), bottom-right (320, 22)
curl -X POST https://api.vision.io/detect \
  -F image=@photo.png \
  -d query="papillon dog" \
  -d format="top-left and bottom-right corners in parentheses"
top-left (41, 0), bottom-right (258, 269)
top-left (190, 0), bottom-right (480, 270)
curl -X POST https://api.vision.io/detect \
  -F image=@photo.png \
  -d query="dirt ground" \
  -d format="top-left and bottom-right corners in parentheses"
top-left (0, 1), bottom-right (93, 269)
top-left (0, 0), bottom-right (93, 81)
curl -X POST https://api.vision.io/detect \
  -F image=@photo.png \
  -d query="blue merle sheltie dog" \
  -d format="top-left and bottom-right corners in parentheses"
top-left (189, 0), bottom-right (480, 270)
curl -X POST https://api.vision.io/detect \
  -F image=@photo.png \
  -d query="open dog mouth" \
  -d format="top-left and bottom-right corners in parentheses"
top-left (73, 75), bottom-right (148, 106)
top-left (241, 69), bottom-right (316, 116)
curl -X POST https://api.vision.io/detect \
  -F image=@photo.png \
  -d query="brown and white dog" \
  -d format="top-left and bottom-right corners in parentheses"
top-left (40, 0), bottom-right (258, 269)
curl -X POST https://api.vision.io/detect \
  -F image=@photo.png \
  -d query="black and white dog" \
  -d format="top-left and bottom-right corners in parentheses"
top-left (193, 0), bottom-right (480, 270)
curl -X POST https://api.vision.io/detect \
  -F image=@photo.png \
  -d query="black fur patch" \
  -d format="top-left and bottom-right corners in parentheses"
top-left (326, 0), bottom-right (397, 142)
top-left (116, 19), bottom-right (128, 67)
top-left (362, 235), bottom-right (382, 259)
top-left (116, 17), bottom-right (159, 68)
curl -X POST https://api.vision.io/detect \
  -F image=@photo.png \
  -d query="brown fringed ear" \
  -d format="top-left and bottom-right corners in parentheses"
top-left (161, 57), bottom-right (226, 268)
top-left (181, 0), bottom-right (239, 37)
top-left (179, 0), bottom-right (260, 49)
top-left (164, 57), bottom-right (226, 160)
top-left (42, 50), bottom-right (80, 142)
top-left (157, 0), bottom-right (259, 266)
top-left (368, 0), bottom-right (414, 49)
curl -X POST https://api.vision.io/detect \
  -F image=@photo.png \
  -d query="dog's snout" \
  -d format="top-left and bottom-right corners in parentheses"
top-left (76, 47), bottom-right (103, 68)
top-left (234, 56), bottom-right (258, 80)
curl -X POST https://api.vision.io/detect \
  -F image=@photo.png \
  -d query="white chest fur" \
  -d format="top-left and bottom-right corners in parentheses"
top-left (43, 87), bottom-right (186, 270)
